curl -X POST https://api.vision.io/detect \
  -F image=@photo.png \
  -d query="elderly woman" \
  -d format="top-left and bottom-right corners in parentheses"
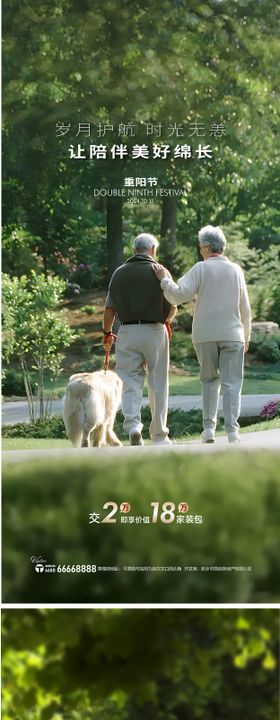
top-left (153, 225), bottom-right (251, 443)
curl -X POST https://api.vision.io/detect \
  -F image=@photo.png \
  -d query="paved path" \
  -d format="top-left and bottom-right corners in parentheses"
top-left (2, 429), bottom-right (279, 464)
top-left (2, 394), bottom-right (280, 425)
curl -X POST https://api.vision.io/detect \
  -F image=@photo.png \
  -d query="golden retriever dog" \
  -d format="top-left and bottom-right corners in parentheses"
top-left (63, 370), bottom-right (122, 448)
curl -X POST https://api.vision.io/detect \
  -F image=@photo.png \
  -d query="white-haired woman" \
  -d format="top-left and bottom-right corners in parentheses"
top-left (153, 225), bottom-right (251, 443)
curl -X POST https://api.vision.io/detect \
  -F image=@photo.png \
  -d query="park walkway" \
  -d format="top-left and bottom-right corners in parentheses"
top-left (2, 393), bottom-right (280, 425)
top-left (2, 429), bottom-right (279, 464)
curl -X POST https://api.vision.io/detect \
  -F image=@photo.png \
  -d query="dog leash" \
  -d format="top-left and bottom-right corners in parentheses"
top-left (102, 332), bottom-right (117, 372)
top-left (165, 321), bottom-right (172, 342)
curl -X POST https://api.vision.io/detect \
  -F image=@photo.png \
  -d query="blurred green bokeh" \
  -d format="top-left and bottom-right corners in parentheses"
top-left (2, 608), bottom-right (279, 720)
top-left (3, 450), bottom-right (280, 603)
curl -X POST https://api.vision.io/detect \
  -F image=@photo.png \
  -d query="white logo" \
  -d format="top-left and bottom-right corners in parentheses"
top-left (30, 555), bottom-right (46, 564)
top-left (35, 563), bottom-right (45, 573)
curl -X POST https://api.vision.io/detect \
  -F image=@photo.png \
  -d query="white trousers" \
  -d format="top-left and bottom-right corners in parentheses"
top-left (115, 324), bottom-right (169, 440)
top-left (194, 341), bottom-right (244, 434)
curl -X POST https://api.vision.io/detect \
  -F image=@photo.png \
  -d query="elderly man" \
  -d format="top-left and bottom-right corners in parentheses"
top-left (153, 225), bottom-right (251, 443)
top-left (102, 233), bottom-right (176, 446)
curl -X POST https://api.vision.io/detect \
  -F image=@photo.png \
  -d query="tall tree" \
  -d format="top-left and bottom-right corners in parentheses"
top-left (3, 0), bottom-right (280, 278)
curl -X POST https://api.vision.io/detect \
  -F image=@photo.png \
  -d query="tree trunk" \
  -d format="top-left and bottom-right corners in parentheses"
top-left (20, 357), bottom-right (34, 421)
top-left (106, 195), bottom-right (123, 280)
top-left (160, 196), bottom-right (177, 248)
top-left (196, 208), bottom-right (202, 259)
top-left (160, 196), bottom-right (177, 267)
top-left (38, 361), bottom-right (44, 420)
top-left (41, 247), bottom-right (48, 276)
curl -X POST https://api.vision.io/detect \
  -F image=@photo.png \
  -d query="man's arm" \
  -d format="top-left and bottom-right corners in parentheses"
top-left (103, 306), bottom-right (116, 334)
top-left (101, 305), bottom-right (116, 351)
top-left (166, 305), bottom-right (177, 322)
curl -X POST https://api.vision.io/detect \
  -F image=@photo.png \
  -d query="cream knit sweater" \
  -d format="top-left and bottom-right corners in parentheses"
top-left (161, 255), bottom-right (251, 344)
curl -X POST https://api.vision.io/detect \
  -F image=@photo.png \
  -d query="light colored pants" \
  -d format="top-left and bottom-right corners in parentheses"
top-left (194, 341), bottom-right (244, 434)
top-left (115, 323), bottom-right (169, 440)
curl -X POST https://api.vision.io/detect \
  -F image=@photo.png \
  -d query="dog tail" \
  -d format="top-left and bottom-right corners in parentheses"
top-left (63, 381), bottom-right (105, 448)
top-left (63, 386), bottom-right (84, 448)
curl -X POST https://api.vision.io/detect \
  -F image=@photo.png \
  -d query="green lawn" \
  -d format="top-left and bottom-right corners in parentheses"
top-left (238, 417), bottom-right (280, 433)
top-left (2, 418), bottom-right (279, 452)
top-left (2, 438), bottom-right (70, 450)
top-left (166, 374), bottom-right (280, 396)
top-left (40, 369), bottom-right (280, 398)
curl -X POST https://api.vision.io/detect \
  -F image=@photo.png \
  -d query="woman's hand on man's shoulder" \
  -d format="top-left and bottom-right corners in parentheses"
top-left (152, 263), bottom-right (172, 282)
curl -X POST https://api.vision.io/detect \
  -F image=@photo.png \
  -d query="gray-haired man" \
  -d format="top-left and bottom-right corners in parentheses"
top-left (103, 233), bottom-right (176, 446)
top-left (153, 225), bottom-right (251, 443)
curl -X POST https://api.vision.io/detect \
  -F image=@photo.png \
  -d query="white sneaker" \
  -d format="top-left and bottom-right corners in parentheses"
top-left (228, 433), bottom-right (240, 443)
top-left (152, 436), bottom-right (173, 445)
top-left (201, 429), bottom-right (215, 443)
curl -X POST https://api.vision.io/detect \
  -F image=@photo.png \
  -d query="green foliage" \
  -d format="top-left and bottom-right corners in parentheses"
top-left (2, 272), bottom-right (76, 420)
top-left (256, 336), bottom-right (280, 363)
top-left (248, 332), bottom-right (280, 363)
top-left (3, 451), bottom-right (280, 603)
top-left (2, 417), bottom-right (67, 439)
top-left (269, 284), bottom-right (280, 325)
top-left (248, 331), bottom-right (269, 355)
top-left (69, 266), bottom-right (95, 289)
top-left (175, 308), bottom-right (193, 333)
top-left (170, 324), bottom-right (280, 372)
top-left (159, 243), bottom-right (198, 279)
top-left (2, 368), bottom-right (36, 396)
top-left (2, 225), bottom-right (39, 276)
top-left (1, 408), bottom-right (209, 440)
top-left (169, 330), bottom-right (198, 367)
top-left (2, 0), bottom-right (280, 285)
top-left (79, 304), bottom-right (97, 315)
top-left (225, 225), bottom-right (280, 321)
top-left (1, 608), bottom-right (278, 720)
top-left (116, 406), bottom-right (207, 440)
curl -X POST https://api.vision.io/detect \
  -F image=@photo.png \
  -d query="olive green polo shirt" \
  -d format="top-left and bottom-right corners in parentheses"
top-left (106, 253), bottom-right (172, 323)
